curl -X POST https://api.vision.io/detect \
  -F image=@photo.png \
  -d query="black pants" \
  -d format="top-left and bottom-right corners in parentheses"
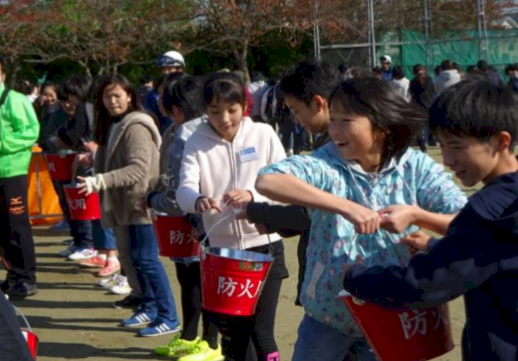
top-left (206, 277), bottom-right (283, 361)
top-left (175, 262), bottom-right (220, 348)
top-left (206, 241), bottom-right (287, 361)
top-left (0, 175), bottom-right (36, 284)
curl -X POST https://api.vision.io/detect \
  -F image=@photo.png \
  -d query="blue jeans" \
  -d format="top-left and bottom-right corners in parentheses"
top-left (292, 314), bottom-right (377, 361)
top-left (127, 224), bottom-right (178, 323)
top-left (52, 180), bottom-right (93, 249)
top-left (92, 221), bottom-right (115, 250)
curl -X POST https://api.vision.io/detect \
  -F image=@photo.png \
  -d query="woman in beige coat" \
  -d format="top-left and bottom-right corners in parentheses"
top-left (77, 75), bottom-right (179, 337)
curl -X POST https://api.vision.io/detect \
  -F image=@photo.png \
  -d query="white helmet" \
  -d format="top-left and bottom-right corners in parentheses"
top-left (156, 51), bottom-right (185, 68)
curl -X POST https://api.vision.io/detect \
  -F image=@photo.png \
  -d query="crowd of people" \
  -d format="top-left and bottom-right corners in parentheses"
top-left (1, 49), bottom-right (518, 361)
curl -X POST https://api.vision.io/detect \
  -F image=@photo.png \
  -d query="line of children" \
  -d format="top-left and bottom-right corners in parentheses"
top-left (25, 61), bottom-right (517, 361)
top-left (343, 78), bottom-right (518, 361)
top-left (255, 77), bottom-right (467, 360)
top-left (176, 72), bottom-right (288, 361)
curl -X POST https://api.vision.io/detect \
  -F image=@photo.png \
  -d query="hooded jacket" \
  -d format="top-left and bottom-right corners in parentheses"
top-left (344, 170), bottom-right (518, 361)
top-left (259, 144), bottom-right (467, 335)
top-left (389, 77), bottom-right (411, 102)
top-left (0, 83), bottom-right (40, 178)
top-left (434, 70), bottom-right (461, 95)
top-left (177, 117), bottom-right (286, 249)
top-left (93, 111), bottom-right (161, 228)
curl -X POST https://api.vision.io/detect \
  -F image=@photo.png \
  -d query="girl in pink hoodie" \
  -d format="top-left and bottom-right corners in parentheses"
top-left (177, 72), bottom-right (287, 361)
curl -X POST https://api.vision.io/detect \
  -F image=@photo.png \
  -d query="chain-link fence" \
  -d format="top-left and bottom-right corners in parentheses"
top-left (316, 0), bottom-right (518, 77)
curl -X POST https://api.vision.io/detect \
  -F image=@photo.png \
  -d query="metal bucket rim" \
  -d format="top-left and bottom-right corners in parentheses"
top-left (203, 247), bottom-right (274, 263)
top-left (46, 150), bottom-right (77, 156)
top-left (150, 209), bottom-right (183, 217)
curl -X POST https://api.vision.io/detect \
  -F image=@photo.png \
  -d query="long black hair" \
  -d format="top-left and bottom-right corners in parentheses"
top-left (329, 77), bottom-right (427, 169)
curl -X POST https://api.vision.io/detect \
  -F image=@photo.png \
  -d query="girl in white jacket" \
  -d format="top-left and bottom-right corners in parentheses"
top-left (177, 72), bottom-right (287, 361)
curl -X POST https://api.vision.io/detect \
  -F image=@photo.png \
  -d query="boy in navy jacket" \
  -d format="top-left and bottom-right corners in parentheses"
top-left (343, 78), bottom-right (518, 361)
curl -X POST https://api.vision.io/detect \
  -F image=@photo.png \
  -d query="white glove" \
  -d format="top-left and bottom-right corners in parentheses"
top-left (78, 174), bottom-right (106, 195)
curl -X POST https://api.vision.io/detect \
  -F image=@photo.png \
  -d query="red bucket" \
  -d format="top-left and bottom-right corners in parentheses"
top-left (342, 293), bottom-right (454, 361)
top-left (43, 153), bottom-right (77, 182)
top-left (200, 248), bottom-right (273, 316)
top-left (21, 328), bottom-right (39, 360)
top-left (151, 211), bottom-right (200, 261)
top-left (63, 185), bottom-right (101, 221)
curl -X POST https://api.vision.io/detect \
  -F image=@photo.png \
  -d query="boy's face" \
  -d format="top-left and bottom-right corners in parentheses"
top-left (436, 132), bottom-right (504, 187)
top-left (284, 95), bottom-right (328, 134)
top-left (60, 95), bottom-right (81, 117)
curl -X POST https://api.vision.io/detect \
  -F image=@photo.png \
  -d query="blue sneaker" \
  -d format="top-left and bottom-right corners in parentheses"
top-left (139, 320), bottom-right (181, 337)
top-left (120, 311), bottom-right (156, 327)
top-left (49, 220), bottom-right (70, 232)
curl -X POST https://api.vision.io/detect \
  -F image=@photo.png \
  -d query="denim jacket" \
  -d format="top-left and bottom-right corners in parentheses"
top-left (149, 116), bottom-right (207, 235)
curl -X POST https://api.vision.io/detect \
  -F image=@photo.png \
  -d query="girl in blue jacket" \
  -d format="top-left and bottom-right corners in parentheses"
top-left (256, 77), bottom-right (467, 361)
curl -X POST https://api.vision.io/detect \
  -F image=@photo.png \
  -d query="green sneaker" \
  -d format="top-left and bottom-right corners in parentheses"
top-left (177, 341), bottom-right (224, 361)
top-left (154, 335), bottom-right (201, 357)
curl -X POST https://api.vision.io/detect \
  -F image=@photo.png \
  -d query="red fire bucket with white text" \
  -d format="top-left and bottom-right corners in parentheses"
top-left (151, 211), bottom-right (200, 262)
top-left (201, 247), bottom-right (273, 316)
top-left (44, 153), bottom-right (77, 182)
top-left (63, 185), bottom-right (101, 221)
top-left (341, 292), bottom-right (454, 361)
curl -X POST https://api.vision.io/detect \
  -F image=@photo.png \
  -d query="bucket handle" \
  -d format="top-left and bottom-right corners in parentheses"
top-left (199, 211), bottom-right (235, 248)
top-left (71, 154), bottom-right (82, 183)
top-left (199, 209), bottom-right (274, 256)
top-left (11, 302), bottom-right (33, 332)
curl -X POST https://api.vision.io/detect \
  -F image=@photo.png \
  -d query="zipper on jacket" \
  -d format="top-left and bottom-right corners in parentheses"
top-left (228, 142), bottom-right (244, 249)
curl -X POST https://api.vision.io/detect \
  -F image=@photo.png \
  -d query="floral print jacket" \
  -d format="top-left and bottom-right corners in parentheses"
top-left (259, 143), bottom-right (467, 335)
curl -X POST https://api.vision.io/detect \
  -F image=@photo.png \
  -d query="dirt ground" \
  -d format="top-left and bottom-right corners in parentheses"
top-left (7, 149), bottom-right (473, 361)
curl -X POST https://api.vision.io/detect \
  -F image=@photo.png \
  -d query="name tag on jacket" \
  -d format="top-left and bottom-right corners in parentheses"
top-left (238, 147), bottom-right (258, 163)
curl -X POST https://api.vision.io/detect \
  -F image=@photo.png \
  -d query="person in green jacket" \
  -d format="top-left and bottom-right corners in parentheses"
top-left (0, 54), bottom-right (40, 299)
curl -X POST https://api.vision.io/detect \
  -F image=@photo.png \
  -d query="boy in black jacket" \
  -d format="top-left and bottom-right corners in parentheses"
top-left (245, 59), bottom-right (341, 306)
top-left (343, 78), bottom-right (518, 361)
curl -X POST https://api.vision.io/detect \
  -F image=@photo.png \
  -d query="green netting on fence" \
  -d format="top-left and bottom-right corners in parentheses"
top-left (378, 29), bottom-right (518, 78)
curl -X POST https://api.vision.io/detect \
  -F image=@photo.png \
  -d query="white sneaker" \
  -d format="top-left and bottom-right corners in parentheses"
top-left (97, 273), bottom-right (120, 288)
top-left (68, 248), bottom-right (97, 261)
top-left (58, 245), bottom-right (78, 258)
top-left (109, 276), bottom-right (131, 295)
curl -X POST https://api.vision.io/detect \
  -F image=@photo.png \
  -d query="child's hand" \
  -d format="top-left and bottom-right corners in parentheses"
top-left (83, 140), bottom-right (98, 153)
top-left (77, 175), bottom-right (105, 195)
top-left (341, 203), bottom-right (380, 234)
top-left (400, 230), bottom-right (431, 253)
top-left (379, 205), bottom-right (418, 233)
top-left (195, 196), bottom-right (223, 213)
top-left (77, 152), bottom-right (93, 167)
top-left (254, 223), bottom-right (270, 235)
top-left (223, 189), bottom-right (253, 207)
